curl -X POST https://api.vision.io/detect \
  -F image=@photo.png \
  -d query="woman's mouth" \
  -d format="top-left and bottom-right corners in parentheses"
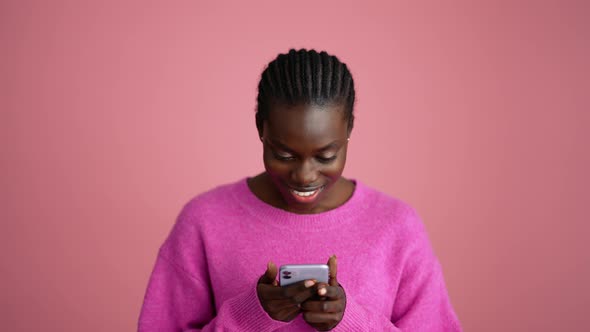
top-left (288, 186), bottom-right (325, 203)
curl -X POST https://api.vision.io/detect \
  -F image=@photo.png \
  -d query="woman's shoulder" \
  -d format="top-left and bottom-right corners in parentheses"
top-left (356, 180), bottom-right (425, 231)
top-left (173, 178), bottom-right (246, 225)
top-left (358, 180), bottom-right (415, 214)
top-left (158, 178), bottom-right (246, 251)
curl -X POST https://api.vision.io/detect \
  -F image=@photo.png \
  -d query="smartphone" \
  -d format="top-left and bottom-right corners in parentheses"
top-left (279, 264), bottom-right (329, 286)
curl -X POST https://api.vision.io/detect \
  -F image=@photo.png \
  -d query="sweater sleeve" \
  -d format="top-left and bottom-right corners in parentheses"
top-left (333, 207), bottom-right (462, 331)
top-left (330, 287), bottom-right (401, 331)
top-left (138, 252), bottom-right (289, 331)
top-left (137, 199), bottom-right (290, 331)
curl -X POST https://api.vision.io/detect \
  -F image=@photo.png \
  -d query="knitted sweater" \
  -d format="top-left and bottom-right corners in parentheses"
top-left (138, 178), bottom-right (462, 331)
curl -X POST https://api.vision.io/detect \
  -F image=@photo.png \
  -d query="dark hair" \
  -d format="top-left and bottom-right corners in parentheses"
top-left (256, 48), bottom-right (355, 134)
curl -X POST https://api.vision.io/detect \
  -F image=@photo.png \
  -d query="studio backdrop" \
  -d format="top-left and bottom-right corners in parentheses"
top-left (2, 1), bottom-right (588, 331)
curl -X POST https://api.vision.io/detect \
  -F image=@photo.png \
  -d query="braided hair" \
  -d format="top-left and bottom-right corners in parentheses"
top-left (256, 49), bottom-right (356, 134)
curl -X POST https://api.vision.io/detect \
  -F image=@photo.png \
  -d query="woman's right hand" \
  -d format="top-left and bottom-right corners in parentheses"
top-left (257, 261), bottom-right (318, 322)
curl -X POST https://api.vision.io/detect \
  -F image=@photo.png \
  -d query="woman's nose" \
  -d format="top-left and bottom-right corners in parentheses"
top-left (290, 159), bottom-right (318, 186)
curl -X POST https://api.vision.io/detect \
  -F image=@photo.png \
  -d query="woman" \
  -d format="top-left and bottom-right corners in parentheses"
top-left (138, 49), bottom-right (462, 331)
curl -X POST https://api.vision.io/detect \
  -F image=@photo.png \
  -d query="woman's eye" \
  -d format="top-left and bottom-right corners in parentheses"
top-left (273, 152), bottom-right (295, 161)
top-left (316, 155), bottom-right (337, 163)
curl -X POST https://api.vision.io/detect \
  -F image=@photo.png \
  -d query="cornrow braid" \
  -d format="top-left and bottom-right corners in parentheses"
top-left (256, 48), bottom-right (355, 133)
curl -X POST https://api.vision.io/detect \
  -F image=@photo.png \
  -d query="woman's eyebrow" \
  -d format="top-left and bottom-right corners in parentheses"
top-left (268, 139), bottom-right (295, 152)
top-left (316, 142), bottom-right (339, 152)
top-left (268, 139), bottom-right (340, 152)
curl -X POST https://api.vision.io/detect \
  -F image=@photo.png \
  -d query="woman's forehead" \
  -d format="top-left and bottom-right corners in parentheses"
top-left (265, 104), bottom-right (348, 142)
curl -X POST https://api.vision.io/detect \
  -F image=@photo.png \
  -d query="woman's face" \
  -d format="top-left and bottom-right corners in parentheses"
top-left (260, 103), bottom-right (351, 213)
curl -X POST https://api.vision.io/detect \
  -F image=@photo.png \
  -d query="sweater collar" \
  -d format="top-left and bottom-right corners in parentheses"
top-left (231, 177), bottom-right (370, 230)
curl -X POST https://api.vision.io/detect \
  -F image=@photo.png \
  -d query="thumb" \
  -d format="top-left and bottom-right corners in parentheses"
top-left (258, 261), bottom-right (278, 285)
top-left (327, 255), bottom-right (339, 287)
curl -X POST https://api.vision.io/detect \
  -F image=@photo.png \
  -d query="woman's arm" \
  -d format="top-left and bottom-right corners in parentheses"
top-left (137, 199), bottom-right (290, 332)
top-left (388, 207), bottom-right (462, 331)
top-left (330, 207), bottom-right (462, 331)
top-left (138, 251), bottom-right (289, 331)
top-left (332, 261), bottom-right (460, 331)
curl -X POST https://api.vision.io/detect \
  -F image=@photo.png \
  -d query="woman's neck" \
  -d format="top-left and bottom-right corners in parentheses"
top-left (246, 172), bottom-right (355, 214)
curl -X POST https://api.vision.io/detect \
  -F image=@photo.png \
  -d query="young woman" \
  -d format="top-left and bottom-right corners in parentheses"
top-left (138, 49), bottom-right (462, 331)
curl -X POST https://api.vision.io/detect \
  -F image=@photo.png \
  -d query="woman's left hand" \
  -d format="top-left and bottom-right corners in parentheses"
top-left (300, 255), bottom-right (346, 331)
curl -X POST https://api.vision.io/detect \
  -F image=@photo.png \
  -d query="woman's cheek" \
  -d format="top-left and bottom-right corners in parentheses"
top-left (324, 159), bottom-right (345, 178)
top-left (264, 159), bottom-right (287, 174)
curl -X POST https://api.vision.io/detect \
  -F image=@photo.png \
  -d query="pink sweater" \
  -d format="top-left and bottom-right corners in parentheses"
top-left (138, 178), bottom-right (461, 331)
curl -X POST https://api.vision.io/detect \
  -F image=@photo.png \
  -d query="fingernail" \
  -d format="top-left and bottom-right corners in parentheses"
top-left (304, 280), bottom-right (316, 288)
top-left (318, 287), bottom-right (327, 295)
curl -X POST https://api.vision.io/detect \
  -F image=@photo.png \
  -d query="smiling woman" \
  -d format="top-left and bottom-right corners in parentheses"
top-left (251, 103), bottom-right (353, 214)
top-left (138, 49), bottom-right (462, 331)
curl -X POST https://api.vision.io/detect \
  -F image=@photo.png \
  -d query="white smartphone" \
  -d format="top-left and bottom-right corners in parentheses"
top-left (279, 264), bottom-right (329, 286)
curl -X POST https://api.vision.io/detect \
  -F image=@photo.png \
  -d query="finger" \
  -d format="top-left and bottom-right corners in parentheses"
top-left (257, 283), bottom-right (285, 300)
top-left (258, 261), bottom-right (278, 285)
top-left (262, 279), bottom-right (316, 301)
top-left (302, 311), bottom-right (341, 324)
top-left (315, 284), bottom-right (344, 300)
top-left (262, 298), bottom-right (301, 322)
top-left (327, 255), bottom-right (338, 287)
top-left (284, 279), bottom-right (317, 303)
top-left (300, 299), bottom-right (345, 313)
top-left (314, 282), bottom-right (329, 300)
top-left (263, 298), bottom-right (299, 314)
top-left (277, 305), bottom-right (301, 323)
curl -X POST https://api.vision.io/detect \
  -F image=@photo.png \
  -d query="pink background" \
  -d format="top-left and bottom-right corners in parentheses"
top-left (2, 1), bottom-right (588, 331)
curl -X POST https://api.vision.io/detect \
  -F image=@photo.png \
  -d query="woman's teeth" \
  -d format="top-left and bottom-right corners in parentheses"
top-left (292, 189), bottom-right (317, 197)
top-left (289, 186), bottom-right (324, 203)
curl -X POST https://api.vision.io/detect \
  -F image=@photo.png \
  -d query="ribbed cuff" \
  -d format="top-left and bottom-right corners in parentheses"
top-left (332, 296), bottom-right (401, 332)
top-left (331, 296), bottom-right (372, 331)
top-left (224, 284), bottom-right (290, 332)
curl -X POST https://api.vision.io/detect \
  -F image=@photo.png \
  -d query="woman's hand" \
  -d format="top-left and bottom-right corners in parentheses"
top-left (301, 255), bottom-right (346, 331)
top-left (257, 261), bottom-right (318, 322)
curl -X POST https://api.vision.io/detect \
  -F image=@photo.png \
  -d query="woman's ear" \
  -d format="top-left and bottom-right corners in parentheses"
top-left (256, 116), bottom-right (264, 141)
top-left (347, 115), bottom-right (354, 135)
